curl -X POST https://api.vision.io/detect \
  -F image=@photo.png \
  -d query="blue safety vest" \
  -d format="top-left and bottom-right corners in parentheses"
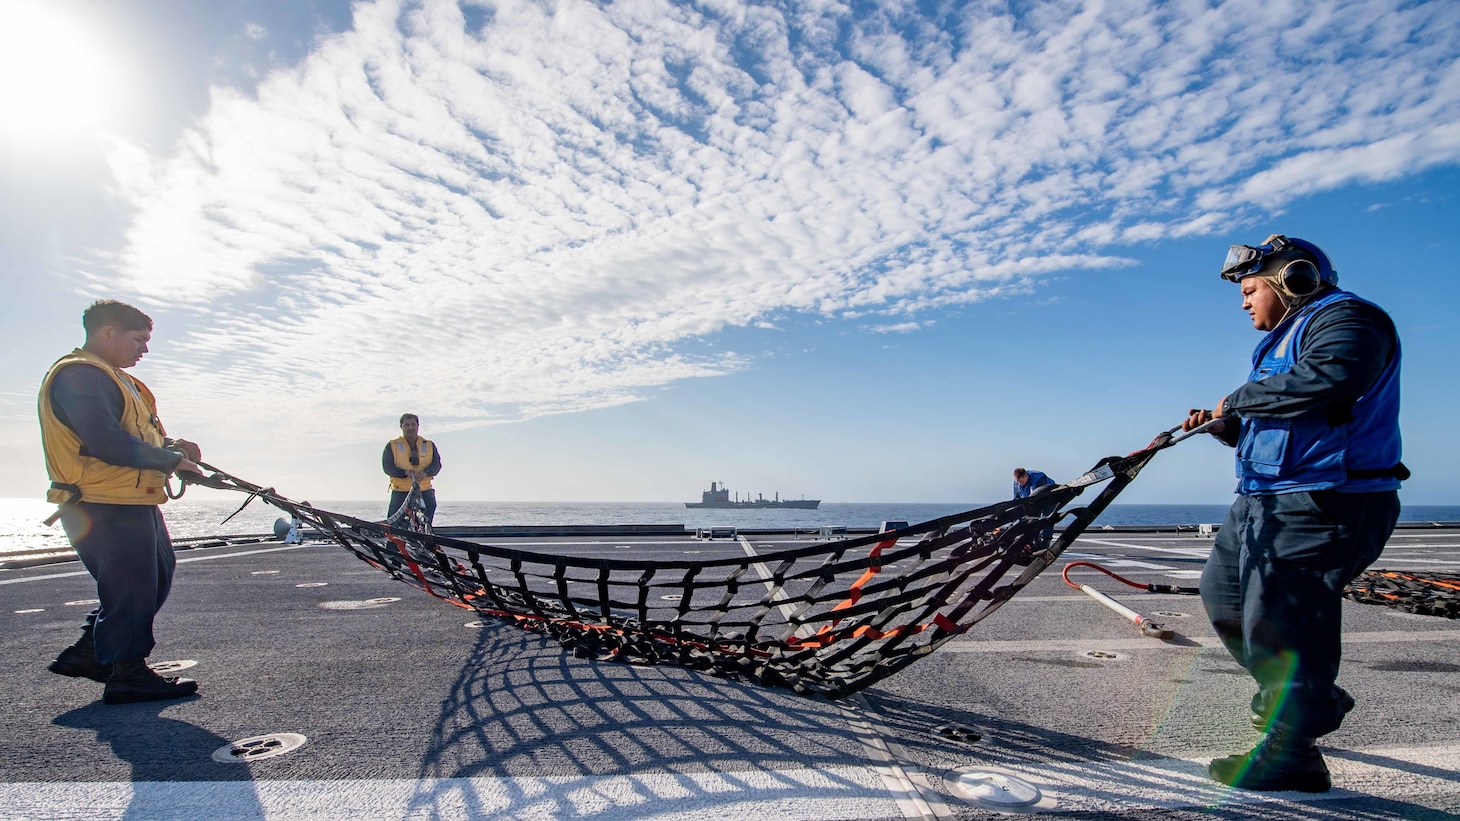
top-left (1236, 290), bottom-right (1403, 495)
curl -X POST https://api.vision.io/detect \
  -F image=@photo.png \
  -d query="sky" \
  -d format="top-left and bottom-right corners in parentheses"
top-left (1, 0), bottom-right (1458, 506)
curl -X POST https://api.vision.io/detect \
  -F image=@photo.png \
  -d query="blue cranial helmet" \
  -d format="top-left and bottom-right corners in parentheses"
top-left (1220, 234), bottom-right (1337, 295)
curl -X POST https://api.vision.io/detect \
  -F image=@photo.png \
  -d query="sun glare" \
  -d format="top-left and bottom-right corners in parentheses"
top-left (0, 1), bottom-right (121, 145)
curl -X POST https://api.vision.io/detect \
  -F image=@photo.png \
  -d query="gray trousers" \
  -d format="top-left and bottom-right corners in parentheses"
top-left (1200, 490), bottom-right (1399, 737)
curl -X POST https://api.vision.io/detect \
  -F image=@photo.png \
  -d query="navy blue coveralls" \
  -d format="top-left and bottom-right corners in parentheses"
top-left (1200, 290), bottom-right (1403, 738)
top-left (48, 366), bottom-right (184, 665)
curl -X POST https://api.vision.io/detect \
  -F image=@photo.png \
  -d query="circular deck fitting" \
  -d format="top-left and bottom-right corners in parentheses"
top-left (212, 733), bottom-right (307, 763)
top-left (1082, 650), bottom-right (1126, 661)
top-left (14, 608), bottom-right (44, 614)
top-left (660, 594), bottom-right (682, 601)
top-left (64, 599), bottom-right (100, 606)
top-left (151, 660), bottom-right (198, 673)
top-left (294, 583), bottom-right (328, 588)
top-left (318, 597), bottom-right (402, 610)
top-left (1152, 611), bottom-right (1191, 618)
top-left (947, 767), bottom-right (1055, 812)
top-left (934, 723), bottom-right (982, 744)
top-left (251, 570), bottom-right (280, 576)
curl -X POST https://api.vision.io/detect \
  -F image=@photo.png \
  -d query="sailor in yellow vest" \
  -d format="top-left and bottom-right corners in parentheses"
top-left (38, 300), bottom-right (204, 704)
top-left (383, 413), bottom-right (442, 525)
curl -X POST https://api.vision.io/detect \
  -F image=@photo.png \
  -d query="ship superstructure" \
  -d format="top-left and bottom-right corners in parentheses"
top-left (685, 482), bottom-right (820, 509)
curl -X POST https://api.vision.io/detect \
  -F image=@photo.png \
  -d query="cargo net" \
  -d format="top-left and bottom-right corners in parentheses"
top-left (1345, 570), bottom-right (1460, 619)
top-left (179, 431), bottom-right (1188, 698)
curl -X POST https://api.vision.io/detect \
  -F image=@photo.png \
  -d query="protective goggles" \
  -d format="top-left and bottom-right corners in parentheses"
top-left (1220, 239), bottom-right (1286, 282)
top-left (1220, 235), bottom-right (1323, 295)
top-left (1221, 246), bottom-right (1260, 280)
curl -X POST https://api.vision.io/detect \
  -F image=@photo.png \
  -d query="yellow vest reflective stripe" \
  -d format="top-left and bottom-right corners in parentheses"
top-left (388, 437), bottom-right (435, 491)
top-left (38, 349), bottom-right (169, 505)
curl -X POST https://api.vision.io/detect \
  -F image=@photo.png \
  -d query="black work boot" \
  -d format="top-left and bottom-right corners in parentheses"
top-left (48, 628), bottom-right (112, 684)
top-left (1251, 688), bottom-right (1356, 731)
top-left (103, 659), bottom-right (198, 705)
top-left (1209, 729), bottom-right (1331, 792)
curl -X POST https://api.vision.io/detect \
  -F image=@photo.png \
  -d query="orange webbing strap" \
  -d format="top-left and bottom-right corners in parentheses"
top-left (784, 533), bottom-right (900, 649)
top-left (1379, 571), bottom-right (1460, 592)
top-left (387, 533), bottom-right (477, 611)
top-left (784, 531), bottom-right (974, 649)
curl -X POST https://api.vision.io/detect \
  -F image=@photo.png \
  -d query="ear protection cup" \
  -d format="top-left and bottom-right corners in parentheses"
top-left (1280, 258), bottom-right (1321, 296)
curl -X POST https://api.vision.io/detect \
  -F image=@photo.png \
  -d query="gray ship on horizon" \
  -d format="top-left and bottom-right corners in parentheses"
top-left (685, 481), bottom-right (820, 509)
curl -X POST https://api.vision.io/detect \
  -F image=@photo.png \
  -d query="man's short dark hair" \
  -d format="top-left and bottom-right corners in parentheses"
top-left (399, 413), bottom-right (420, 426)
top-left (83, 300), bottom-right (153, 335)
top-left (1013, 468), bottom-right (1029, 479)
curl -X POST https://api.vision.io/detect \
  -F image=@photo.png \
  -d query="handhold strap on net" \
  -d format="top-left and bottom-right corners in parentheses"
top-left (179, 429), bottom-right (1187, 698)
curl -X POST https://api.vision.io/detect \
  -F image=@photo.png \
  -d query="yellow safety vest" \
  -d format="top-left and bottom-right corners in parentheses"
top-left (387, 436), bottom-right (435, 491)
top-left (38, 349), bottom-right (169, 505)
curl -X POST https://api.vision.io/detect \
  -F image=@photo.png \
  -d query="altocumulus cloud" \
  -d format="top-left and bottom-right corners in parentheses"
top-left (101, 0), bottom-right (1460, 441)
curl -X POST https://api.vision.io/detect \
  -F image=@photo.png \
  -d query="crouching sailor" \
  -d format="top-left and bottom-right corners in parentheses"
top-left (39, 300), bottom-right (205, 704)
top-left (1012, 468), bottom-right (1058, 550)
top-left (1183, 235), bottom-right (1405, 792)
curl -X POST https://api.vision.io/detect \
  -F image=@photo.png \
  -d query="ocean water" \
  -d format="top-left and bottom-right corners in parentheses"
top-left (4, 497), bottom-right (1458, 557)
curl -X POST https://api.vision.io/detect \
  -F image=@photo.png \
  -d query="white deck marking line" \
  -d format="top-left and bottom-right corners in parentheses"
top-left (1061, 563), bottom-right (1455, 577)
top-left (2, 744), bottom-right (1452, 819)
top-left (0, 544), bottom-right (316, 586)
top-left (737, 536), bottom-right (952, 821)
top-left (0, 767), bottom-right (901, 821)
top-left (1075, 538), bottom-right (1214, 557)
top-left (961, 741), bottom-right (1460, 812)
top-left (945, 629), bottom-right (1460, 654)
top-left (737, 536), bottom-right (803, 620)
top-left (840, 694), bottom-right (956, 821)
top-left (1075, 558), bottom-right (1177, 570)
top-left (1002, 593), bottom-right (1196, 603)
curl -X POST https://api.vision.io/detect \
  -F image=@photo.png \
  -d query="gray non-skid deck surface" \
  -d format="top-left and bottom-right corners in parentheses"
top-left (1, 529), bottom-right (1458, 820)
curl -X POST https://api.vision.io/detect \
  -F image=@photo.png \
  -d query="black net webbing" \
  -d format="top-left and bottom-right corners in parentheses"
top-left (1344, 570), bottom-right (1460, 619)
top-left (180, 431), bottom-right (1188, 698)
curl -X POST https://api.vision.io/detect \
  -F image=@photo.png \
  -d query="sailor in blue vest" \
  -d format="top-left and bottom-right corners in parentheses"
top-left (1013, 468), bottom-right (1058, 549)
top-left (1012, 468), bottom-right (1055, 499)
top-left (1182, 234), bottom-right (1405, 793)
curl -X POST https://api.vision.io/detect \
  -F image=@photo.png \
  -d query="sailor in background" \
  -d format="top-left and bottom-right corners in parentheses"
top-left (1012, 467), bottom-right (1055, 498)
top-left (38, 300), bottom-right (203, 704)
top-left (383, 413), bottom-right (442, 525)
top-left (1012, 468), bottom-right (1058, 549)
top-left (1183, 234), bottom-right (1406, 792)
